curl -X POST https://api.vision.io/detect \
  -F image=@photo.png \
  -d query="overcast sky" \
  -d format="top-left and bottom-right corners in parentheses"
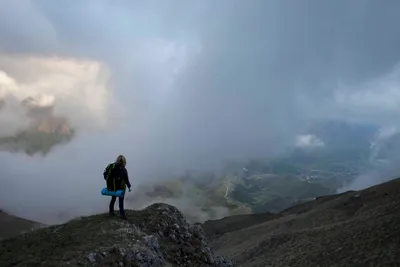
top-left (1, 0), bottom-right (400, 223)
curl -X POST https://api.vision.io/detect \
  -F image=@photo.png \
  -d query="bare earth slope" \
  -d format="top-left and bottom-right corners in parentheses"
top-left (203, 177), bottom-right (400, 267)
top-left (0, 210), bottom-right (43, 240)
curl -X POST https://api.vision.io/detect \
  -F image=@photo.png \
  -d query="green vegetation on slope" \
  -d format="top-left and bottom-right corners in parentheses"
top-left (230, 175), bottom-right (333, 213)
top-left (132, 168), bottom-right (334, 220)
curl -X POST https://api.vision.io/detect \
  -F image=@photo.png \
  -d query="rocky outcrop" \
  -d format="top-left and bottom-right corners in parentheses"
top-left (0, 203), bottom-right (234, 267)
top-left (31, 117), bottom-right (72, 135)
top-left (84, 204), bottom-right (233, 267)
top-left (0, 95), bottom-right (74, 155)
top-left (21, 96), bottom-right (72, 135)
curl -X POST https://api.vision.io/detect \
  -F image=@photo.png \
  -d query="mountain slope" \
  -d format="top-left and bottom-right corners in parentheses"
top-left (203, 177), bottom-right (400, 267)
top-left (0, 203), bottom-right (232, 267)
top-left (0, 210), bottom-right (43, 240)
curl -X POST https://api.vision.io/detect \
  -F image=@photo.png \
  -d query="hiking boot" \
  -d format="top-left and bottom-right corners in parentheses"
top-left (120, 214), bottom-right (128, 220)
top-left (109, 212), bottom-right (116, 217)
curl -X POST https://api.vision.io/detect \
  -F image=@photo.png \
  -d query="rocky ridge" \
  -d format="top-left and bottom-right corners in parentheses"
top-left (0, 203), bottom-right (233, 267)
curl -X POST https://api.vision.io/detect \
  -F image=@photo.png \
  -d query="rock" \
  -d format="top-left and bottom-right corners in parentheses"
top-left (87, 252), bottom-right (97, 264)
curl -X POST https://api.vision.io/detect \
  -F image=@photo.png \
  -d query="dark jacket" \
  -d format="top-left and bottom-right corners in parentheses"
top-left (103, 162), bottom-right (131, 192)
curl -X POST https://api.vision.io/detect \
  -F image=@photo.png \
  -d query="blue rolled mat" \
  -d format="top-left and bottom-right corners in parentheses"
top-left (101, 188), bottom-right (125, 197)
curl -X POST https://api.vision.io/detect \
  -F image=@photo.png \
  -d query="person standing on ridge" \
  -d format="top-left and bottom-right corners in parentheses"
top-left (103, 155), bottom-right (132, 220)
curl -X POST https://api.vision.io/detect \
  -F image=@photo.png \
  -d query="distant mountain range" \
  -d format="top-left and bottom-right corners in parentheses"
top-left (307, 119), bottom-right (378, 150)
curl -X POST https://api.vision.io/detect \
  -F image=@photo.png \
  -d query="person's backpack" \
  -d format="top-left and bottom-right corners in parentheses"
top-left (103, 163), bottom-right (115, 180)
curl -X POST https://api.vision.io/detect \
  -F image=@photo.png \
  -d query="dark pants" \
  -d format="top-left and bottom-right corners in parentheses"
top-left (109, 193), bottom-right (125, 216)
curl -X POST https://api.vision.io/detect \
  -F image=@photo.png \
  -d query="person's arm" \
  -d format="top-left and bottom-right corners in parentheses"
top-left (124, 168), bottom-right (132, 190)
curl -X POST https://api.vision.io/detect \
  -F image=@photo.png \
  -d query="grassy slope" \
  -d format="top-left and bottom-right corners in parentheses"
top-left (230, 175), bottom-right (333, 213)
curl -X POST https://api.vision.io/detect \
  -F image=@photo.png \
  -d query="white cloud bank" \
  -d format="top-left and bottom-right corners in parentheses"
top-left (295, 134), bottom-right (325, 148)
top-left (0, 53), bottom-right (119, 137)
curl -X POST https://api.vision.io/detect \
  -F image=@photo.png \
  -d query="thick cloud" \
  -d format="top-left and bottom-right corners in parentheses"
top-left (1, 0), bottom-right (400, 223)
top-left (0, 54), bottom-right (115, 134)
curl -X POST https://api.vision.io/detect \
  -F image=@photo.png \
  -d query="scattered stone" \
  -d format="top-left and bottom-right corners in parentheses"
top-left (87, 252), bottom-right (97, 264)
top-left (59, 203), bottom-right (233, 266)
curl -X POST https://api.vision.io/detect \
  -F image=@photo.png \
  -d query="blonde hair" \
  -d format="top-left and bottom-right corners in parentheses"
top-left (115, 155), bottom-right (126, 167)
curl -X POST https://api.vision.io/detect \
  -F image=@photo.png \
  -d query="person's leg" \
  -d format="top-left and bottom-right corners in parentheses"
top-left (109, 196), bottom-right (117, 215)
top-left (118, 196), bottom-right (127, 219)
